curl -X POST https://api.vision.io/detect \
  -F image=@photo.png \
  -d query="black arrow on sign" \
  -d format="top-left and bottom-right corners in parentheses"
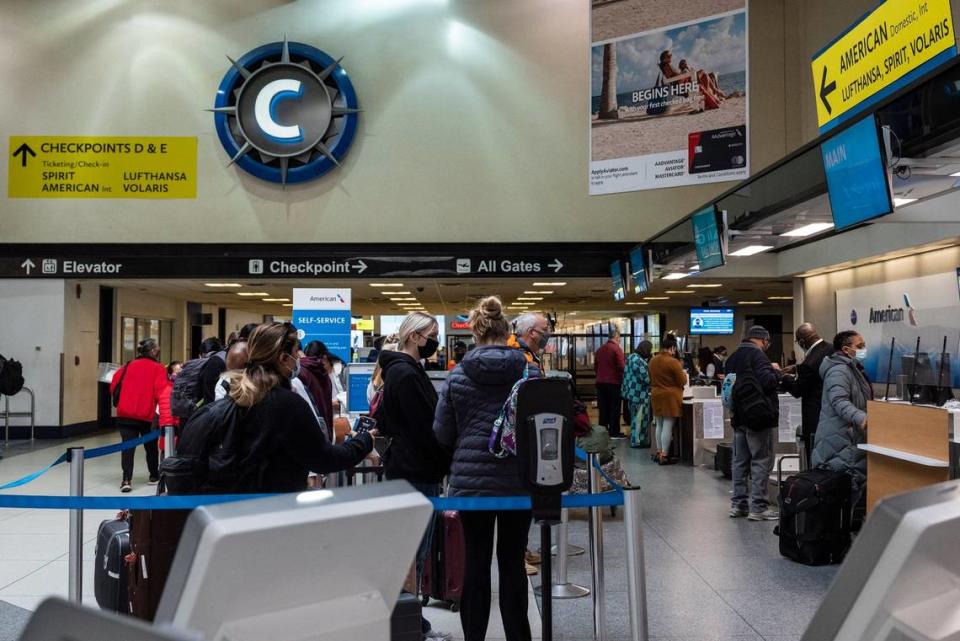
top-left (819, 66), bottom-right (837, 115)
top-left (12, 143), bottom-right (36, 168)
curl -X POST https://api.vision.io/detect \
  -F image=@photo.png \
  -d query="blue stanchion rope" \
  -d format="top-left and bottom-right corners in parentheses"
top-left (575, 446), bottom-right (626, 493)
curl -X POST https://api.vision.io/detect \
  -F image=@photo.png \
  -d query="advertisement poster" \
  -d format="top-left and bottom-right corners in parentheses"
top-left (590, 1), bottom-right (749, 194)
top-left (835, 272), bottom-right (960, 387)
top-left (292, 288), bottom-right (352, 364)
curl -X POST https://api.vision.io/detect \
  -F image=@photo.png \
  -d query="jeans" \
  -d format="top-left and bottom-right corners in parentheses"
top-left (731, 428), bottom-right (774, 513)
top-left (596, 383), bottom-right (623, 437)
top-left (655, 416), bottom-right (675, 455)
top-left (460, 510), bottom-right (533, 641)
top-left (117, 418), bottom-right (159, 482)
top-left (409, 481), bottom-right (440, 635)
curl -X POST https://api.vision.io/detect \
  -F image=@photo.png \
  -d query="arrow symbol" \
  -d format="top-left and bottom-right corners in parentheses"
top-left (819, 66), bottom-right (837, 115)
top-left (548, 259), bottom-right (564, 273)
top-left (12, 143), bottom-right (36, 168)
top-left (352, 259), bottom-right (368, 274)
top-left (20, 259), bottom-right (35, 275)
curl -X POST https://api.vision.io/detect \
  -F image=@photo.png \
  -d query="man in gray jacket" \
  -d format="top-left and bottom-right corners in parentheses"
top-left (811, 331), bottom-right (871, 506)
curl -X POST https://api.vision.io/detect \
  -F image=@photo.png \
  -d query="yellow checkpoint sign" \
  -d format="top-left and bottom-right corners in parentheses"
top-left (812, 0), bottom-right (956, 130)
top-left (8, 136), bottom-right (197, 199)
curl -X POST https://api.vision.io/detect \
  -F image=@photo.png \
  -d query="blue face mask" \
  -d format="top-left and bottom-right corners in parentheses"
top-left (854, 348), bottom-right (868, 362)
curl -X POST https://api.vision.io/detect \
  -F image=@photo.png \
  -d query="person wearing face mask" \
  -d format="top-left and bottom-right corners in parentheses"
top-left (812, 331), bottom-right (872, 508)
top-left (378, 312), bottom-right (453, 641)
top-left (507, 312), bottom-right (551, 373)
top-left (724, 325), bottom-right (783, 521)
top-left (622, 341), bottom-right (653, 449)
top-left (782, 323), bottom-right (834, 464)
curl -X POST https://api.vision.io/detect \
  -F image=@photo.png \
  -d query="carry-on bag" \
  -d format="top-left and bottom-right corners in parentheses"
top-left (715, 442), bottom-right (733, 479)
top-left (774, 465), bottom-right (852, 565)
top-left (420, 510), bottom-right (465, 610)
top-left (126, 508), bottom-right (191, 621)
top-left (390, 592), bottom-right (423, 641)
top-left (94, 513), bottom-right (130, 613)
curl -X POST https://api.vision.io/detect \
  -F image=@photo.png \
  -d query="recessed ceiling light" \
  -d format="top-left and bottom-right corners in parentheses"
top-left (665, 290), bottom-right (695, 294)
top-left (237, 292), bottom-right (269, 296)
top-left (738, 301), bottom-right (764, 305)
top-left (282, 303), bottom-right (293, 307)
top-left (688, 284), bottom-right (722, 288)
top-left (893, 197), bottom-right (917, 207)
top-left (370, 283), bottom-right (404, 287)
top-left (205, 283), bottom-right (242, 288)
top-left (524, 291), bottom-right (554, 295)
top-left (625, 302), bottom-right (649, 306)
top-left (768, 296), bottom-right (794, 300)
top-left (263, 298), bottom-right (290, 302)
top-left (533, 282), bottom-right (566, 286)
top-left (517, 297), bottom-right (543, 301)
top-left (381, 291), bottom-right (411, 295)
top-left (729, 245), bottom-right (774, 257)
top-left (661, 273), bottom-right (689, 280)
top-left (643, 296), bottom-right (670, 300)
top-left (780, 222), bottom-right (834, 237)
top-left (390, 297), bottom-right (417, 301)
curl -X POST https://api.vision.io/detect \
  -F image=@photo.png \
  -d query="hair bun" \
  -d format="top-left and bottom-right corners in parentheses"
top-left (481, 296), bottom-right (503, 319)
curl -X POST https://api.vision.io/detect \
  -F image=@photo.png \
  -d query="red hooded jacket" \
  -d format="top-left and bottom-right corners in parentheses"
top-left (110, 357), bottom-right (167, 424)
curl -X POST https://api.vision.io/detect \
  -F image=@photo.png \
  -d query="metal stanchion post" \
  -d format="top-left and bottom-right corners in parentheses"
top-left (623, 486), bottom-right (649, 641)
top-left (67, 447), bottom-right (84, 603)
top-left (551, 506), bottom-right (585, 557)
top-left (536, 495), bottom-right (590, 599)
top-left (587, 453), bottom-right (606, 641)
top-left (163, 425), bottom-right (175, 459)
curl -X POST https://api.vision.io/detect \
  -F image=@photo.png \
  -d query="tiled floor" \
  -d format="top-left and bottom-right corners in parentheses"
top-left (0, 433), bottom-right (836, 641)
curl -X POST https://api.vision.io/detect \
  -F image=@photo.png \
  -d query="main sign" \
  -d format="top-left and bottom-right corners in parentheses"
top-left (213, 39), bottom-right (360, 185)
top-left (292, 289), bottom-right (352, 364)
top-left (812, 0), bottom-right (956, 132)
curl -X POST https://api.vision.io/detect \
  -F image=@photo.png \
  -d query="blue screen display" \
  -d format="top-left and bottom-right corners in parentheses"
top-left (347, 371), bottom-right (372, 414)
top-left (692, 207), bottom-right (724, 271)
top-left (690, 308), bottom-right (734, 335)
top-left (611, 261), bottom-right (625, 302)
top-left (629, 247), bottom-right (648, 294)
top-left (821, 116), bottom-right (892, 230)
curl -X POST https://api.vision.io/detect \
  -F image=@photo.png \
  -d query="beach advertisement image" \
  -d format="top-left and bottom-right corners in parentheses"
top-left (590, 3), bottom-right (749, 194)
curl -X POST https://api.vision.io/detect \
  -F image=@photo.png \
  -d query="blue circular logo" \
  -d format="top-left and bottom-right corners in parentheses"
top-left (850, 309), bottom-right (858, 325)
top-left (213, 39), bottom-right (360, 185)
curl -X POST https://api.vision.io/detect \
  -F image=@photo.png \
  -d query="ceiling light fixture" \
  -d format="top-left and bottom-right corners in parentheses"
top-left (524, 291), bottom-right (554, 295)
top-left (205, 283), bottom-right (242, 288)
top-left (688, 284), bottom-right (722, 288)
top-left (237, 292), bottom-right (270, 297)
top-left (390, 297), bottom-right (417, 301)
top-left (768, 296), bottom-right (794, 300)
top-left (282, 303), bottom-right (293, 307)
top-left (738, 301), bottom-right (764, 305)
top-left (780, 222), bottom-right (835, 237)
top-left (893, 197), bottom-right (918, 207)
top-left (516, 297), bottom-right (543, 301)
top-left (661, 273), bottom-right (689, 280)
top-left (643, 296), bottom-right (670, 300)
top-left (533, 282), bottom-right (566, 287)
top-left (370, 283), bottom-right (405, 287)
top-left (729, 245), bottom-right (774, 257)
top-left (263, 298), bottom-right (290, 302)
top-left (665, 290), bottom-right (695, 294)
top-left (381, 291), bottom-right (411, 295)
top-left (625, 302), bottom-right (649, 306)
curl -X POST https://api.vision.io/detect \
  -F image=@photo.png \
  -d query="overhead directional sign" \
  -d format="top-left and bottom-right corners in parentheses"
top-left (812, 0), bottom-right (957, 132)
top-left (7, 136), bottom-right (197, 198)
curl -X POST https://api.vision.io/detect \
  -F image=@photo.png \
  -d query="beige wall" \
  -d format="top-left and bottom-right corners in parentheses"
top-left (225, 309), bottom-right (265, 337)
top-left (61, 281), bottom-right (100, 426)
top-left (801, 245), bottom-right (960, 339)
top-left (0, 0), bottom-right (789, 245)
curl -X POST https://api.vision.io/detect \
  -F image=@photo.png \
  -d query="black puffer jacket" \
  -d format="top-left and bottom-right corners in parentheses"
top-left (433, 345), bottom-right (533, 497)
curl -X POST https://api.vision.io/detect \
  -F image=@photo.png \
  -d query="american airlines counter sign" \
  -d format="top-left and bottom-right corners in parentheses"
top-left (212, 39), bottom-right (360, 185)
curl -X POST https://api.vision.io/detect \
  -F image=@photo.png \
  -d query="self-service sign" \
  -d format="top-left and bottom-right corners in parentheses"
top-left (8, 136), bottom-right (197, 198)
top-left (812, 0), bottom-right (956, 132)
top-left (292, 289), bottom-right (352, 364)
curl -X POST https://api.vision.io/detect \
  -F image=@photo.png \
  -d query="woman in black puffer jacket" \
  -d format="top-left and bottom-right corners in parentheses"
top-left (433, 296), bottom-right (535, 641)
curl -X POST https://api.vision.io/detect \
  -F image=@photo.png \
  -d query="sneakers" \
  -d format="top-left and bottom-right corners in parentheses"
top-left (148, 476), bottom-right (160, 486)
top-left (748, 508), bottom-right (780, 521)
top-left (120, 480), bottom-right (132, 493)
top-left (524, 549), bottom-right (541, 565)
top-left (729, 507), bottom-right (748, 518)
top-left (424, 630), bottom-right (454, 641)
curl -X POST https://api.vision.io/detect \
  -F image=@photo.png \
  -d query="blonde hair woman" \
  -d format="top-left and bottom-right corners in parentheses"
top-left (433, 297), bottom-right (535, 641)
top-left (221, 322), bottom-right (373, 492)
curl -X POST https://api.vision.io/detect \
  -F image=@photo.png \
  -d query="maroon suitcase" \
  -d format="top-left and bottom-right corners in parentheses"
top-left (420, 510), bottom-right (464, 611)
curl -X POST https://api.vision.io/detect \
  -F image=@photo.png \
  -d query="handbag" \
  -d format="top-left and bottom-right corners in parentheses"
top-left (111, 363), bottom-right (129, 408)
top-left (488, 364), bottom-right (532, 458)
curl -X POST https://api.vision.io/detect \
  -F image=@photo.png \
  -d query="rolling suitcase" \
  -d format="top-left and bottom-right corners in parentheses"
top-left (94, 513), bottom-right (130, 613)
top-left (126, 508), bottom-right (191, 621)
top-left (775, 465), bottom-right (852, 565)
top-left (715, 442), bottom-right (733, 479)
top-left (390, 592), bottom-right (422, 641)
top-left (420, 510), bottom-right (465, 611)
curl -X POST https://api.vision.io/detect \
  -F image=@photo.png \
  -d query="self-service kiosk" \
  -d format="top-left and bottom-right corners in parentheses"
top-left (515, 377), bottom-right (575, 641)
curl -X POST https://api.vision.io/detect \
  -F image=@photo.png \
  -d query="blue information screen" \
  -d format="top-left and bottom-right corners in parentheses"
top-left (347, 370), bottom-right (373, 414)
top-left (690, 308), bottom-right (734, 335)
top-left (821, 116), bottom-right (892, 230)
top-left (611, 260), bottom-right (625, 302)
top-left (629, 246), bottom-right (648, 294)
top-left (692, 207), bottom-right (724, 271)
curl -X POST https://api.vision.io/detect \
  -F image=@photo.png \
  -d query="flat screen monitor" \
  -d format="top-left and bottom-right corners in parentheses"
top-left (691, 206), bottom-right (725, 272)
top-left (611, 260), bottom-right (626, 302)
top-left (345, 362), bottom-right (375, 414)
top-left (629, 246), bottom-right (649, 295)
top-left (821, 115), bottom-right (893, 230)
top-left (690, 308), bottom-right (734, 335)
top-left (155, 483), bottom-right (433, 641)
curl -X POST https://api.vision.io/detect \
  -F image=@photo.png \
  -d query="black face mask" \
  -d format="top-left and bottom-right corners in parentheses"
top-left (419, 337), bottom-right (439, 360)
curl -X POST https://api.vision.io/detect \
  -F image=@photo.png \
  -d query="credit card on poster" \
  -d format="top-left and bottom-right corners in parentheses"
top-left (688, 126), bottom-right (746, 174)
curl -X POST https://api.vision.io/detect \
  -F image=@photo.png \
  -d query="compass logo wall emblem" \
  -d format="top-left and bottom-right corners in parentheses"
top-left (212, 39), bottom-right (360, 185)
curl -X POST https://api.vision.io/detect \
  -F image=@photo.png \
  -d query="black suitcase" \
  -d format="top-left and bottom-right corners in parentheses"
top-left (390, 592), bottom-right (422, 641)
top-left (715, 442), bottom-right (733, 479)
top-left (775, 466), bottom-right (852, 565)
top-left (94, 513), bottom-right (130, 613)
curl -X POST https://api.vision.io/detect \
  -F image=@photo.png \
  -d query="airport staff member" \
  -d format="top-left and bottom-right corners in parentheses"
top-left (782, 322), bottom-right (834, 464)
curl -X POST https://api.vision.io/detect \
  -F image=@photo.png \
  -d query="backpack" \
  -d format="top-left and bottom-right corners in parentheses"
top-left (720, 373), bottom-right (736, 410)
top-left (488, 364), bottom-right (533, 458)
top-left (158, 398), bottom-right (255, 495)
top-left (0, 354), bottom-right (25, 397)
top-left (169, 353), bottom-right (225, 420)
top-left (731, 365), bottom-right (777, 431)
